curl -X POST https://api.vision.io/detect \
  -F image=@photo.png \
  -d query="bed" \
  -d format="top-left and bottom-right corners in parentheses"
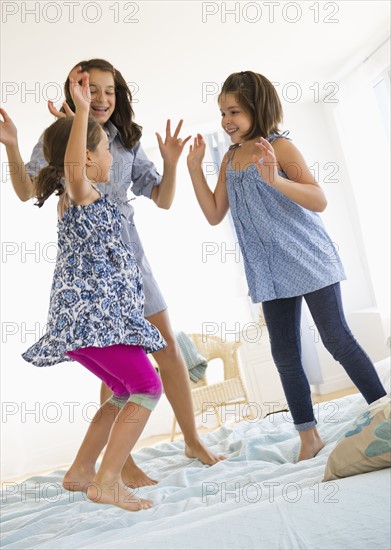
top-left (1, 358), bottom-right (390, 550)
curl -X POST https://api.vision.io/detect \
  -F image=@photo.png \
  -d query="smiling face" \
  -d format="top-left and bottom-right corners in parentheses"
top-left (219, 93), bottom-right (252, 144)
top-left (88, 69), bottom-right (116, 124)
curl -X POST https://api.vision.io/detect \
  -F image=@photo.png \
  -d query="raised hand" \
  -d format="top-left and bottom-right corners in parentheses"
top-left (253, 137), bottom-right (279, 186)
top-left (0, 108), bottom-right (18, 148)
top-left (155, 119), bottom-right (191, 165)
top-left (47, 65), bottom-right (85, 119)
top-left (187, 133), bottom-right (206, 169)
top-left (69, 71), bottom-right (91, 113)
top-left (68, 65), bottom-right (85, 86)
top-left (48, 100), bottom-right (75, 119)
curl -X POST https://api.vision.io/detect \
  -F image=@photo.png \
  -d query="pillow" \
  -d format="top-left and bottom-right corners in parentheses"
top-left (323, 396), bottom-right (391, 481)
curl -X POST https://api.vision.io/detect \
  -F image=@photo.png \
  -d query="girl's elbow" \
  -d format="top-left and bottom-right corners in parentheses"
top-left (151, 188), bottom-right (172, 210)
top-left (20, 187), bottom-right (35, 202)
top-left (209, 205), bottom-right (228, 225)
top-left (312, 188), bottom-right (327, 212)
top-left (209, 212), bottom-right (223, 226)
top-left (157, 199), bottom-right (172, 210)
top-left (204, 211), bottom-right (217, 225)
top-left (318, 196), bottom-right (328, 212)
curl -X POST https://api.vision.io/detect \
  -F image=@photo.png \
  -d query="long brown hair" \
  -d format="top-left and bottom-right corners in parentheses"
top-left (63, 58), bottom-right (142, 149)
top-left (34, 117), bottom-right (102, 208)
top-left (218, 71), bottom-right (283, 140)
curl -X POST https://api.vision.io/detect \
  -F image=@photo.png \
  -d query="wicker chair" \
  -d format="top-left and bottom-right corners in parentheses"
top-left (170, 333), bottom-right (250, 441)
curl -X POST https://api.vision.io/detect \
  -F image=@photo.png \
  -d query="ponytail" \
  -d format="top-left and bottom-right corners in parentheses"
top-left (34, 164), bottom-right (65, 208)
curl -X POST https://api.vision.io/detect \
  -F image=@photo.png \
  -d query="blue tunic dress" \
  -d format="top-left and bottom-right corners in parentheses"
top-left (225, 133), bottom-right (346, 303)
top-left (22, 194), bottom-right (166, 367)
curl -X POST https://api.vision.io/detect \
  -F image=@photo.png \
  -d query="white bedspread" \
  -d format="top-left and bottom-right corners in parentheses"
top-left (2, 360), bottom-right (390, 550)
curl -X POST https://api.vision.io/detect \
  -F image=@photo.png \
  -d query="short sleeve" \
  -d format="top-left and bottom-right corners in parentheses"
top-left (131, 142), bottom-right (162, 199)
top-left (25, 131), bottom-right (47, 178)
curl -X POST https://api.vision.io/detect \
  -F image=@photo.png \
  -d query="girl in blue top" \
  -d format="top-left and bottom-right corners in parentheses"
top-left (0, 59), bottom-right (223, 487)
top-left (187, 70), bottom-right (387, 461)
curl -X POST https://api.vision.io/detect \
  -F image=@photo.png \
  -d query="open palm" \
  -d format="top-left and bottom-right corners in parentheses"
top-left (0, 108), bottom-right (18, 148)
top-left (156, 119), bottom-right (191, 165)
top-left (187, 134), bottom-right (206, 168)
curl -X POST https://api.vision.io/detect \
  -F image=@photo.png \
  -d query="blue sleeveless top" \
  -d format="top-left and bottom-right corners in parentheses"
top-left (225, 132), bottom-right (346, 303)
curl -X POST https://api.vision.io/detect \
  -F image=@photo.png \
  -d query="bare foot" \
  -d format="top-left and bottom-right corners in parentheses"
top-left (87, 476), bottom-right (153, 512)
top-left (185, 440), bottom-right (225, 465)
top-left (121, 459), bottom-right (158, 488)
top-left (297, 429), bottom-right (325, 462)
top-left (62, 465), bottom-right (96, 493)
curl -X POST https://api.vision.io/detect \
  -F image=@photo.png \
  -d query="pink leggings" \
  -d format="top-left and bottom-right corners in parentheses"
top-left (66, 344), bottom-right (162, 411)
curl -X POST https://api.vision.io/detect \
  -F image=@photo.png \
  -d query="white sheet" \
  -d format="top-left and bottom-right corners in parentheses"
top-left (1, 358), bottom-right (390, 549)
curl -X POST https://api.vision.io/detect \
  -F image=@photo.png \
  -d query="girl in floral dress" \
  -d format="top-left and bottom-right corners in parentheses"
top-left (22, 71), bottom-right (166, 512)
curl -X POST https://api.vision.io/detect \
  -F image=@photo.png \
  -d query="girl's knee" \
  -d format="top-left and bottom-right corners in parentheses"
top-left (131, 375), bottom-right (162, 411)
top-left (270, 343), bottom-right (301, 369)
top-left (321, 331), bottom-right (357, 361)
top-left (134, 368), bottom-right (163, 401)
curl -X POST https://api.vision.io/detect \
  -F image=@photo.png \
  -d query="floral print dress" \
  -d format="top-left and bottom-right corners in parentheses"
top-left (22, 193), bottom-right (166, 367)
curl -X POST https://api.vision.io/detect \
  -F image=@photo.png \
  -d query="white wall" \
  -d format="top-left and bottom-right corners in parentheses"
top-left (1, 1), bottom-right (390, 480)
top-left (277, 51), bottom-right (391, 393)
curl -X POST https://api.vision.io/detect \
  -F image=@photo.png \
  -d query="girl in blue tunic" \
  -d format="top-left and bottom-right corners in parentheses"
top-left (187, 70), bottom-right (387, 461)
top-left (0, 59), bottom-right (224, 485)
top-left (22, 71), bottom-right (166, 510)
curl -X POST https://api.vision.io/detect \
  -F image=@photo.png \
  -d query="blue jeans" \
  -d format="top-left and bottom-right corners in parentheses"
top-left (262, 283), bottom-right (387, 431)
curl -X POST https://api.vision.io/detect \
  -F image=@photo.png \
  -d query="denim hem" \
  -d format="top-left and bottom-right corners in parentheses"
top-left (294, 419), bottom-right (317, 432)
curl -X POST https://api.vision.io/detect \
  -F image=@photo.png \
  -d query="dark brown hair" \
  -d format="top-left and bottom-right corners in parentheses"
top-left (218, 71), bottom-right (283, 140)
top-left (34, 117), bottom-right (102, 207)
top-left (62, 58), bottom-right (142, 149)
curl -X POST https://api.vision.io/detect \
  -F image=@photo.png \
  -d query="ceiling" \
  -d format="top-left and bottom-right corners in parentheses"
top-left (1, 1), bottom-right (390, 143)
